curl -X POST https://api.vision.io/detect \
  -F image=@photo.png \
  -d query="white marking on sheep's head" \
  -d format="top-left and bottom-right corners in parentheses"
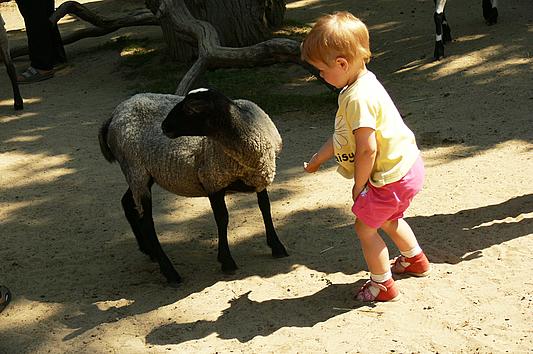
top-left (188, 88), bottom-right (209, 94)
top-left (162, 89), bottom-right (234, 139)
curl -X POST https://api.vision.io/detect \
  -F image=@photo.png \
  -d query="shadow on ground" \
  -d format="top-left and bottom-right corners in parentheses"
top-left (0, 0), bottom-right (532, 351)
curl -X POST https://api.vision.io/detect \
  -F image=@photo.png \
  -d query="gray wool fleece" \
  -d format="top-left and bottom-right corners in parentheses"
top-left (105, 93), bottom-right (282, 210)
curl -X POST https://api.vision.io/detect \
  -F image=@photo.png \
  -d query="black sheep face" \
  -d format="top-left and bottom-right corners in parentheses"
top-left (162, 88), bottom-right (233, 138)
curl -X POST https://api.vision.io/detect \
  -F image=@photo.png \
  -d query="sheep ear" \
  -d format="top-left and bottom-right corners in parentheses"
top-left (183, 88), bottom-right (233, 116)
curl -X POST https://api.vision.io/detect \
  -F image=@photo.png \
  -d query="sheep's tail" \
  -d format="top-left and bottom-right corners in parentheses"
top-left (98, 117), bottom-right (116, 163)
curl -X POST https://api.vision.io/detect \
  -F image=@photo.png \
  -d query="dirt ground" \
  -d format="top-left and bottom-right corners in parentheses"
top-left (1, 0), bottom-right (532, 353)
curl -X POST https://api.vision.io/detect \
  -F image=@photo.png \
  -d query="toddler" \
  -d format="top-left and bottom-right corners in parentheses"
top-left (301, 12), bottom-right (430, 301)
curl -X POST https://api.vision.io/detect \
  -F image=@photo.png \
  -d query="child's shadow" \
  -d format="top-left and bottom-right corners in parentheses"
top-left (146, 280), bottom-right (369, 345)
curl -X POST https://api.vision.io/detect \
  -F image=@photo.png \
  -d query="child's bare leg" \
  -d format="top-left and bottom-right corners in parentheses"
top-left (381, 218), bottom-right (430, 276)
top-left (355, 219), bottom-right (390, 275)
top-left (354, 218), bottom-right (400, 301)
top-left (381, 218), bottom-right (420, 254)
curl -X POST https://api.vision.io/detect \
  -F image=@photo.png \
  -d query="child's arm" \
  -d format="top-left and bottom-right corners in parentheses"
top-left (352, 127), bottom-right (377, 200)
top-left (304, 136), bottom-right (334, 173)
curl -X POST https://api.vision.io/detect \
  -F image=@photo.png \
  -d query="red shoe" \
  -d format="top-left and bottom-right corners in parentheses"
top-left (355, 278), bottom-right (400, 302)
top-left (391, 252), bottom-right (431, 277)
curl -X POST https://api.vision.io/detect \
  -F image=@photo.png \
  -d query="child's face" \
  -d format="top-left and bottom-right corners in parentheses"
top-left (309, 58), bottom-right (352, 89)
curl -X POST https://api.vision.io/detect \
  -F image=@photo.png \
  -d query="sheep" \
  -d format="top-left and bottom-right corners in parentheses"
top-left (0, 13), bottom-right (23, 110)
top-left (433, 0), bottom-right (498, 60)
top-left (98, 88), bottom-right (289, 285)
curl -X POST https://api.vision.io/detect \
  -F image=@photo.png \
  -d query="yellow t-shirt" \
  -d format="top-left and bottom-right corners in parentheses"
top-left (333, 71), bottom-right (420, 187)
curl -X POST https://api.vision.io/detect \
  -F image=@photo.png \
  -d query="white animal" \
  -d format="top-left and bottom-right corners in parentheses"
top-left (433, 0), bottom-right (498, 59)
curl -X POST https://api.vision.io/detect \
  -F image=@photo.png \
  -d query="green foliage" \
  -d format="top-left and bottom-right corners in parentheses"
top-left (207, 66), bottom-right (336, 114)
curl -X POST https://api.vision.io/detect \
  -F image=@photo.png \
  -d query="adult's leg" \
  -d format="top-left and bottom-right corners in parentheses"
top-left (48, 0), bottom-right (66, 65)
top-left (15, 0), bottom-right (63, 70)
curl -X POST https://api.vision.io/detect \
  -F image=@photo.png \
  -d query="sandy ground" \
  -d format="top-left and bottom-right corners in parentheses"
top-left (1, 0), bottom-right (532, 353)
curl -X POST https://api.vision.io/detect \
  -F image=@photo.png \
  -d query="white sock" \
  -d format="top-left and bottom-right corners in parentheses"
top-left (370, 270), bottom-right (392, 283)
top-left (401, 245), bottom-right (422, 258)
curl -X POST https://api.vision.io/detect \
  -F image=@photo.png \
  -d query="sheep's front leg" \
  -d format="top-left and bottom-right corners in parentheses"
top-left (208, 190), bottom-right (237, 274)
top-left (257, 189), bottom-right (289, 258)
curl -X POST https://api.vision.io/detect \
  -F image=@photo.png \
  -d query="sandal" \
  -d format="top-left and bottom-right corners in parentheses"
top-left (0, 286), bottom-right (12, 313)
top-left (355, 278), bottom-right (400, 302)
top-left (17, 66), bottom-right (54, 84)
top-left (391, 252), bottom-right (431, 277)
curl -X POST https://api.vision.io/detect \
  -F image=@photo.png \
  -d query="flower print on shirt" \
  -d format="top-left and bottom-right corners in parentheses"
top-left (333, 115), bottom-right (350, 150)
top-left (333, 115), bottom-right (355, 169)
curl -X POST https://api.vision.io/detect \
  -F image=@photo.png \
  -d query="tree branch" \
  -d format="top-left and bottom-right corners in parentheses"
top-left (176, 57), bottom-right (207, 95)
top-left (152, 0), bottom-right (306, 95)
top-left (9, 0), bottom-right (333, 93)
top-left (10, 1), bottom-right (160, 58)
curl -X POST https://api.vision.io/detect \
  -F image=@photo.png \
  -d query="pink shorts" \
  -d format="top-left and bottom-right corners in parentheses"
top-left (352, 156), bottom-right (425, 229)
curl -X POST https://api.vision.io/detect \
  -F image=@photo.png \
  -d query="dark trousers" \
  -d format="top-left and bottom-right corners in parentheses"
top-left (15, 0), bottom-right (66, 70)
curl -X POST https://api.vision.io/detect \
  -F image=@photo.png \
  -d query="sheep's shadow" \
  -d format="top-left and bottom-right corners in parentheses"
top-left (145, 281), bottom-right (369, 345)
top-left (59, 193), bottom-right (531, 342)
top-left (59, 202), bottom-right (358, 341)
top-left (141, 193), bottom-right (532, 346)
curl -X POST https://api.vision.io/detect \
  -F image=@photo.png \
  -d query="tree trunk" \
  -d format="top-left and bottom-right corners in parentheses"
top-left (44, 0), bottom-right (327, 95)
top-left (42, 0), bottom-right (312, 95)
top-left (146, 0), bottom-right (285, 61)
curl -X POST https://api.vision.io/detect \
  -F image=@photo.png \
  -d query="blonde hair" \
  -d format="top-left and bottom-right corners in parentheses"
top-left (301, 11), bottom-right (371, 66)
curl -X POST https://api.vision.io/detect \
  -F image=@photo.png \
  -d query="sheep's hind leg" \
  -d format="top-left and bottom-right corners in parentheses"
top-left (136, 190), bottom-right (182, 285)
top-left (208, 189), bottom-right (238, 274)
top-left (257, 189), bottom-right (289, 258)
top-left (121, 188), bottom-right (153, 259)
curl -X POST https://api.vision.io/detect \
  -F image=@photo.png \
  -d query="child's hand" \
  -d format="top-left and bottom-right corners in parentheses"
top-left (303, 154), bottom-right (320, 173)
top-left (352, 184), bottom-right (367, 202)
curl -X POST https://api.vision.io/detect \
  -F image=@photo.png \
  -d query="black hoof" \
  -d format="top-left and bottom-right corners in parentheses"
top-left (221, 261), bottom-right (238, 274)
top-left (162, 268), bottom-right (182, 285)
top-left (485, 8), bottom-right (498, 25)
top-left (434, 41), bottom-right (445, 61)
top-left (167, 280), bottom-right (182, 288)
top-left (272, 246), bottom-right (289, 258)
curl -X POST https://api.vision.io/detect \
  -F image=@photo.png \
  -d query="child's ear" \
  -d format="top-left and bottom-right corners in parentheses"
top-left (336, 57), bottom-right (349, 70)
